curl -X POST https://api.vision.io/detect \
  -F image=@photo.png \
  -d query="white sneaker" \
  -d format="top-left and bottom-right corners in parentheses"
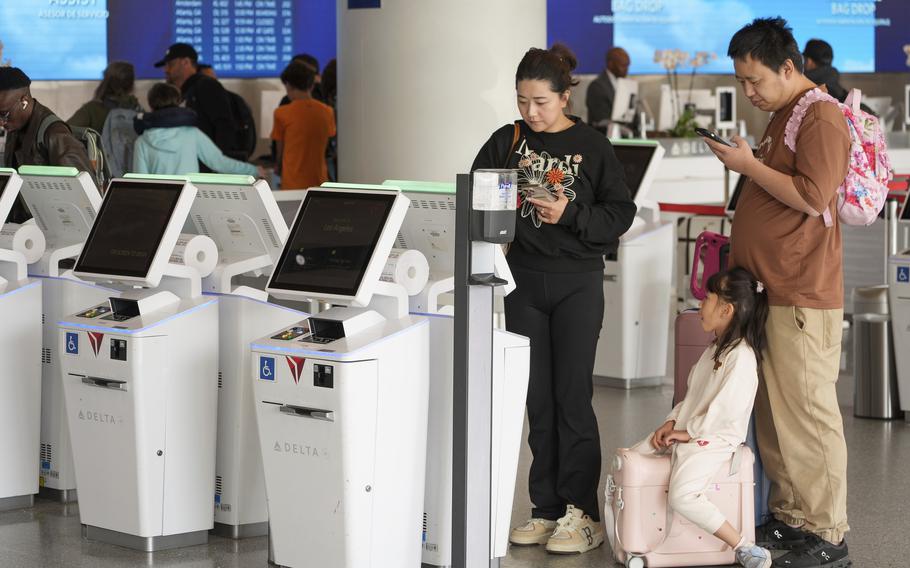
top-left (735, 543), bottom-right (773, 568)
top-left (509, 518), bottom-right (557, 545)
top-left (545, 505), bottom-right (604, 554)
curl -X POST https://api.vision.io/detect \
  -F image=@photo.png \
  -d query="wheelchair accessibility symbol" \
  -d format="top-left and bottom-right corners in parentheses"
top-left (66, 332), bottom-right (78, 355)
top-left (898, 266), bottom-right (910, 283)
top-left (259, 356), bottom-right (275, 381)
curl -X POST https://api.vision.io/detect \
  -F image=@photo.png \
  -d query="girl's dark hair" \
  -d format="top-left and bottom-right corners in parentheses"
top-left (281, 61), bottom-right (316, 92)
top-left (727, 17), bottom-right (804, 74)
top-left (147, 82), bottom-right (182, 111)
top-left (94, 61), bottom-right (135, 101)
top-left (515, 43), bottom-right (579, 93)
top-left (706, 266), bottom-right (769, 372)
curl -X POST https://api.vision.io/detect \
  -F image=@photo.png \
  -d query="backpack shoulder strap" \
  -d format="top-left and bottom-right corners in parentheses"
top-left (36, 113), bottom-right (65, 152)
top-left (783, 88), bottom-right (839, 153)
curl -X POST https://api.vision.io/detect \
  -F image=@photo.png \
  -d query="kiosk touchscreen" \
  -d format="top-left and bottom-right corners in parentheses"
top-left (383, 179), bottom-right (530, 566)
top-left (0, 168), bottom-right (43, 512)
top-left (17, 166), bottom-right (116, 503)
top-left (179, 173), bottom-right (304, 538)
top-left (253, 186), bottom-right (429, 568)
top-left (59, 177), bottom-right (220, 551)
top-left (595, 141), bottom-right (675, 387)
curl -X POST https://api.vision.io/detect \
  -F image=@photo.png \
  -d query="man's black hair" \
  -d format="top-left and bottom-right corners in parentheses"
top-left (0, 67), bottom-right (31, 91)
top-left (727, 17), bottom-right (804, 73)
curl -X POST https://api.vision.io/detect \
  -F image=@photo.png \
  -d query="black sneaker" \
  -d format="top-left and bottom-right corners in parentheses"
top-left (772, 534), bottom-right (851, 567)
top-left (756, 519), bottom-right (809, 550)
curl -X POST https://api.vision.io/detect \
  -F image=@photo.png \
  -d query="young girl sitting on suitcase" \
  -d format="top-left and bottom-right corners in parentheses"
top-left (644, 267), bottom-right (771, 567)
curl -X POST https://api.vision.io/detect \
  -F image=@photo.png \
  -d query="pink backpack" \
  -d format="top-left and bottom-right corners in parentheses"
top-left (784, 88), bottom-right (893, 227)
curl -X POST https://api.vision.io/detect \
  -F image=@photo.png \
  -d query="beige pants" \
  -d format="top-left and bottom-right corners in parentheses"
top-left (756, 306), bottom-right (849, 543)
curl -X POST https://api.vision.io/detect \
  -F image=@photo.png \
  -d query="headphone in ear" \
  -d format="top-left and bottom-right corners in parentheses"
top-left (21, 100), bottom-right (27, 109)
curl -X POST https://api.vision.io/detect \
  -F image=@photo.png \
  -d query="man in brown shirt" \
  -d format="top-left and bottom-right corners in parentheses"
top-left (703, 18), bottom-right (851, 568)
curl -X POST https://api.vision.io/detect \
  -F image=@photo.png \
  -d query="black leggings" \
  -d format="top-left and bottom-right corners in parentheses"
top-left (505, 266), bottom-right (604, 522)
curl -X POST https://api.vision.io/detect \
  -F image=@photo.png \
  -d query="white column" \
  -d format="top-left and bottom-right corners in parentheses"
top-left (338, 1), bottom-right (546, 183)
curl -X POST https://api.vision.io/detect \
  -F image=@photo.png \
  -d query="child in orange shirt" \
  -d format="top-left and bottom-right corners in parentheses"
top-left (271, 61), bottom-right (336, 189)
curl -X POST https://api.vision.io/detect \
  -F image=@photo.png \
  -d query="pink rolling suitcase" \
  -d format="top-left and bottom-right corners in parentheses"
top-left (605, 446), bottom-right (756, 568)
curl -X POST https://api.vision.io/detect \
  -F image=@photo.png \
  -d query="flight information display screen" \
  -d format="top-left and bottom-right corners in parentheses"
top-left (271, 191), bottom-right (396, 297)
top-left (0, 0), bottom-right (335, 80)
top-left (76, 180), bottom-right (183, 278)
top-left (611, 144), bottom-right (657, 200)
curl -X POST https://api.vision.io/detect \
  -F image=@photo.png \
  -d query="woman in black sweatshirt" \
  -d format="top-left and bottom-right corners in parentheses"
top-left (471, 44), bottom-right (636, 555)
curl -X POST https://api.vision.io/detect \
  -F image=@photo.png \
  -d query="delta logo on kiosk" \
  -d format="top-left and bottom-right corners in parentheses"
top-left (87, 332), bottom-right (105, 357)
top-left (285, 356), bottom-right (306, 384)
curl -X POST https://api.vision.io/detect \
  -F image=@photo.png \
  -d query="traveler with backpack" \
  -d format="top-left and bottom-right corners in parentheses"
top-left (272, 61), bottom-right (335, 189)
top-left (69, 61), bottom-right (144, 179)
top-left (702, 18), bottom-right (859, 568)
top-left (69, 61), bottom-right (142, 133)
top-left (132, 83), bottom-right (262, 178)
top-left (0, 67), bottom-right (98, 187)
top-left (155, 43), bottom-right (250, 161)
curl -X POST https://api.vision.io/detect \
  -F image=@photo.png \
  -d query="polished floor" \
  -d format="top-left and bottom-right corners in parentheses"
top-left (0, 364), bottom-right (906, 567)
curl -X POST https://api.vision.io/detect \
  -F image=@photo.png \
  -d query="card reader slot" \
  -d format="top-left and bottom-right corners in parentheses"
top-left (72, 374), bottom-right (128, 391)
top-left (278, 404), bottom-right (334, 422)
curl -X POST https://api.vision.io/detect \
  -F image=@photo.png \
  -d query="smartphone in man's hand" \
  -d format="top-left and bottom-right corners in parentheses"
top-left (695, 127), bottom-right (734, 147)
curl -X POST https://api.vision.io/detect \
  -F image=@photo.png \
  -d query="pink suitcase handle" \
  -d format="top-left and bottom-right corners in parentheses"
top-left (690, 231), bottom-right (730, 301)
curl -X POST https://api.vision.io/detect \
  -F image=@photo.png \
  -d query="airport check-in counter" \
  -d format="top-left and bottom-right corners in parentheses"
top-left (252, 186), bottom-right (430, 568)
top-left (0, 169), bottom-right (43, 512)
top-left (384, 179), bottom-right (530, 565)
top-left (58, 177), bottom-right (220, 551)
top-left (16, 165), bottom-right (117, 503)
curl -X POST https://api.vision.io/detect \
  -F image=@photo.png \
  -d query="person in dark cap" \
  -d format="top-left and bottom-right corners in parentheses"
top-left (0, 67), bottom-right (96, 184)
top-left (154, 42), bottom-right (239, 161)
top-left (802, 39), bottom-right (848, 102)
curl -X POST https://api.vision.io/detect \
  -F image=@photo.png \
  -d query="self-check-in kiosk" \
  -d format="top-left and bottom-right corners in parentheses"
top-left (59, 177), bottom-right (220, 551)
top-left (887, 197), bottom-right (910, 418)
top-left (384, 179), bottom-right (530, 567)
top-left (594, 140), bottom-right (674, 388)
top-left (16, 165), bottom-right (116, 503)
top-left (252, 186), bottom-right (430, 568)
top-left (0, 169), bottom-right (43, 511)
top-left (176, 173), bottom-right (304, 538)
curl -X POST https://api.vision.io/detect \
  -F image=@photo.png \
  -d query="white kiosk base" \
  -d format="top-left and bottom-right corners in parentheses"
top-left (0, 280), bottom-right (42, 511)
top-left (594, 221), bottom-right (674, 388)
top-left (420, 314), bottom-right (530, 566)
top-left (60, 297), bottom-right (219, 551)
top-left (253, 312), bottom-right (429, 568)
top-left (37, 277), bottom-right (117, 503)
top-left (208, 293), bottom-right (305, 538)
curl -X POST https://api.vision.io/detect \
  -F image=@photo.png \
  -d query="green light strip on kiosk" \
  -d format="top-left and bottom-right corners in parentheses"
top-left (187, 173), bottom-right (256, 186)
top-left (123, 173), bottom-right (189, 182)
top-left (607, 138), bottom-right (660, 146)
top-left (383, 179), bottom-right (456, 195)
top-left (18, 165), bottom-right (80, 177)
top-left (321, 182), bottom-right (397, 191)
